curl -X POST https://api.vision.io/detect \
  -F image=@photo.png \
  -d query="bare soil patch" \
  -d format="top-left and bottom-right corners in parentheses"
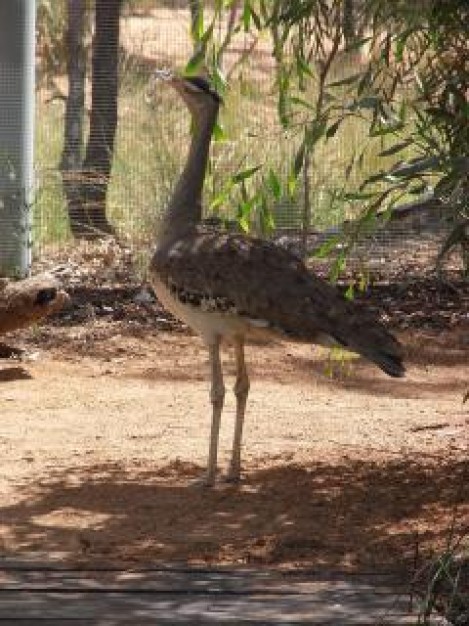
top-left (1, 289), bottom-right (468, 577)
top-left (0, 243), bottom-right (467, 578)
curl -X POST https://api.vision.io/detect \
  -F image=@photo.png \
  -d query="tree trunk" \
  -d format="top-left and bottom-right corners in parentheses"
top-left (79, 0), bottom-right (122, 238)
top-left (61, 0), bottom-right (122, 239)
top-left (61, 0), bottom-right (87, 236)
top-left (343, 0), bottom-right (356, 47)
top-left (0, 275), bottom-right (69, 336)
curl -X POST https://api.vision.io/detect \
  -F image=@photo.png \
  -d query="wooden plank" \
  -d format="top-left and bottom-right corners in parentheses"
top-left (0, 591), bottom-right (423, 624)
top-left (0, 564), bottom-right (450, 625)
top-left (0, 568), bottom-right (408, 594)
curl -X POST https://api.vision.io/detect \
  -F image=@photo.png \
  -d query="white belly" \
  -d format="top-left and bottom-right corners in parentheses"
top-left (150, 274), bottom-right (252, 343)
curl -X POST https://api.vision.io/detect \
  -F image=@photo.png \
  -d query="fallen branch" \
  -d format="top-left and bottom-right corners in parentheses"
top-left (0, 274), bottom-right (69, 336)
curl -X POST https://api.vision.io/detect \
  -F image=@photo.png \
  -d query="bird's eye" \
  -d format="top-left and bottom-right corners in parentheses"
top-left (184, 82), bottom-right (204, 95)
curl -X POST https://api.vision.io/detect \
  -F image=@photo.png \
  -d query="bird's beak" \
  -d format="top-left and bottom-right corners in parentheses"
top-left (153, 68), bottom-right (174, 82)
top-left (155, 69), bottom-right (189, 96)
top-left (146, 68), bottom-right (177, 101)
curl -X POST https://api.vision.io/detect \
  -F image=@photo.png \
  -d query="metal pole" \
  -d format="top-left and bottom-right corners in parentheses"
top-left (0, 0), bottom-right (35, 277)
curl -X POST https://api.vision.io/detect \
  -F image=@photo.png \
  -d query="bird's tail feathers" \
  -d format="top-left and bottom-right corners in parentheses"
top-left (332, 322), bottom-right (405, 378)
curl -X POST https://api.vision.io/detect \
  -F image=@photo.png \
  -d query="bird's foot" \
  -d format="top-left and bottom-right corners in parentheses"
top-left (189, 472), bottom-right (216, 488)
top-left (223, 466), bottom-right (242, 484)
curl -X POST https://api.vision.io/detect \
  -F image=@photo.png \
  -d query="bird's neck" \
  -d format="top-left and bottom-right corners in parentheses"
top-left (160, 106), bottom-right (218, 242)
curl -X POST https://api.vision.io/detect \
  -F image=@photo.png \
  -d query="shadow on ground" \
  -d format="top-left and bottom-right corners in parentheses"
top-left (0, 366), bottom-right (32, 382)
top-left (1, 457), bottom-right (467, 574)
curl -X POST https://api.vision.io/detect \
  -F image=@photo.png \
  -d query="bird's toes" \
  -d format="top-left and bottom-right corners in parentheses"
top-left (189, 473), bottom-right (216, 489)
top-left (223, 468), bottom-right (242, 484)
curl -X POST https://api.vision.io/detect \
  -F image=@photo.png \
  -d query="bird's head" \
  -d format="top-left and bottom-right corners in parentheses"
top-left (152, 69), bottom-right (222, 117)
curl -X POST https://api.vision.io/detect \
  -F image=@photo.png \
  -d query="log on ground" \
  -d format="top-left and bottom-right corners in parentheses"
top-left (0, 274), bottom-right (69, 336)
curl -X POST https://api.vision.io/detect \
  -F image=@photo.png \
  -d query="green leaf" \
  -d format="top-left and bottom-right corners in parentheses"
top-left (245, 3), bottom-right (262, 30)
top-left (262, 209), bottom-right (276, 232)
top-left (390, 156), bottom-right (440, 178)
top-left (328, 72), bottom-right (363, 88)
top-left (357, 67), bottom-right (372, 96)
top-left (361, 204), bottom-right (378, 225)
top-left (395, 28), bottom-right (415, 62)
top-left (345, 283), bottom-right (355, 301)
top-left (277, 69), bottom-right (291, 127)
top-left (326, 119), bottom-right (342, 139)
top-left (267, 169), bottom-right (282, 200)
top-left (348, 96), bottom-right (380, 112)
top-left (369, 121), bottom-right (404, 137)
top-left (381, 33), bottom-right (392, 66)
top-left (239, 215), bottom-right (250, 233)
top-left (289, 95), bottom-right (315, 111)
top-left (294, 142), bottom-right (306, 178)
top-left (242, 1), bottom-right (252, 30)
top-left (330, 252), bottom-right (346, 283)
top-left (237, 200), bottom-right (253, 233)
top-left (305, 120), bottom-right (326, 149)
top-left (379, 140), bottom-right (412, 157)
top-left (213, 121), bottom-right (226, 141)
top-left (296, 56), bottom-right (314, 78)
top-left (313, 235), bottom-right (341, 259)
top-left (408, 183), bottom-right (428, 196)
top-left (344, 36), bottom-right (372, 53)
top-left (191, 5), bottom-right (204, 41)
top-left (287, 171), bottom-right (297, 197)
top-left (200, 19), bottom-right (216, 46)
top-left (360, 171), bottom-right (386, 188)
top-left (209, 192), bottom-right (227, 212)
top-left (184, 50), bottom-right (205, 76)
top-left (437, 222), bottom-right (469, 266)
top-left (259, 196), bottom-right (275, 234)
top-left (358, 272), bottom-right (368, 292)
top-left (232, 164), bottom-right (262, 184)
top-left (212, 65), bottom-right (227, 93)
top-left (343, 191), bottom-right (377, 201)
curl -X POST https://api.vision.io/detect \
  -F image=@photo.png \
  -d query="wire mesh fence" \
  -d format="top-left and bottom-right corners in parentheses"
top-left (31, 0), bottom-right (458, 280)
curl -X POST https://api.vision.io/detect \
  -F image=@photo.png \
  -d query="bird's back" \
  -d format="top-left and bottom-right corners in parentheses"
top-left (150, 228), bottom-right (404, 377)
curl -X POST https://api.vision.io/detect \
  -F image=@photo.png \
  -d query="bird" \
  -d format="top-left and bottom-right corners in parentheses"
top-left (149, 71), bottom-right (405, 486)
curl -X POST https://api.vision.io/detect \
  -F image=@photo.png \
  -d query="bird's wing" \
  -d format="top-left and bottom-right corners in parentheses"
top-left (153, 230), bottom-right (321, 334)
top-left (153, 230), bottom-right (366, 337)
top-left (151, 229), bottom-right (404, 377)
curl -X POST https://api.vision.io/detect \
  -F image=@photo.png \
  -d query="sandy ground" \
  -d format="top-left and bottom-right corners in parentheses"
top-left (0, 322), bottom-right (467, 574)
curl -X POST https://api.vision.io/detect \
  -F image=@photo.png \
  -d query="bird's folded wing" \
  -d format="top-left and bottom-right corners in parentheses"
top-left (153, 230), bottom-right (358, 340)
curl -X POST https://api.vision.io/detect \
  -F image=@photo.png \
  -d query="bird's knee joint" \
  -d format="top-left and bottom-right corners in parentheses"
top-left (234, 375), bottom-right (249, 399)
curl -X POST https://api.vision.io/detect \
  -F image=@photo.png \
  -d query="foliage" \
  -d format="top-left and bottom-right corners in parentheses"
top-left (236, 0), bottom-right (469, 272)
top-left (183, 0), bottom-right (287, 237)
top-left (185, 0), bottom-right (468, 273)
top-left (34, 1), bottom-right (468, 274)
top-left (355, 0), bottom-right (469, 274)
top-left (418, 549), bottom-right (468, 624)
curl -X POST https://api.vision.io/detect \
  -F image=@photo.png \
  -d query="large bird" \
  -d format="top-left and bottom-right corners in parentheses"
top-left (149, 72), bottom-right (404, 486)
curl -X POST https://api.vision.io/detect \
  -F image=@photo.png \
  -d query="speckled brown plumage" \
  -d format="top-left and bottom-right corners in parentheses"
top-left (148, 73), bottom-right (404, 485)
top-left (151, 227), bottom-right (404, 378)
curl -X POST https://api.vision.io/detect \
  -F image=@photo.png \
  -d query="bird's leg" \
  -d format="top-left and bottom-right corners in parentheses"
top-left (205, 337), bottom-right (225, 486)
top-left (226, 337), bottom-right (249, 483)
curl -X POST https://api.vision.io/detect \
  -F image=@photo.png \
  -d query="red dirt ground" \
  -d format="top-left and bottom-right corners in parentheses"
top-left (1, 308), bottom-right (467, 575)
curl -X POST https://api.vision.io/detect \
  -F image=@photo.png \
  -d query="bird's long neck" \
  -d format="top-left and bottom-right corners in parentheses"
top-left (160, 105), bottom-right (218, 241)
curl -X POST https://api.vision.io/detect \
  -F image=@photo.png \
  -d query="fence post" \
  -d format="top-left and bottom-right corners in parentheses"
top-left (0, 0), bottom-right (35, 277)
top-left (300, 150), bottom-right (312, 261)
